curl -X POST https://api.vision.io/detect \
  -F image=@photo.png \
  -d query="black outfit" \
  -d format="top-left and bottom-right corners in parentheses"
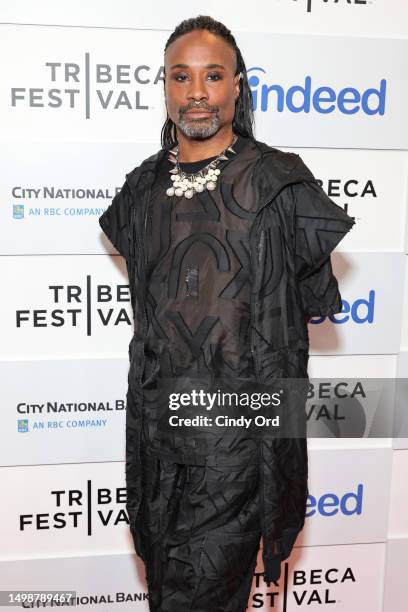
top-left (138, 137), bottom-right (262, 610)
top-left (99, 134), bottom-right (356, 611)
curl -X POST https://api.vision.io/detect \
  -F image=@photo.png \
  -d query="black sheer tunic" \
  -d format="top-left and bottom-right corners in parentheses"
top-left (142, 135), bottom-right (259, 384)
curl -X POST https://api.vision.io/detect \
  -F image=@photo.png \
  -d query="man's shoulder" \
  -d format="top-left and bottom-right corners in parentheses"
top-left (125, 145), bottom-right (171, 191)
top-left (251, 137), bottom-right (316, 184)
top-left (251, 137), bottom-right (294, 160)
top-left (123, 138), bottom-right (316, 194)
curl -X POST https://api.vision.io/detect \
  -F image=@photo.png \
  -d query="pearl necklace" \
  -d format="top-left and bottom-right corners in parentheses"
top-left (166, 134), bottom-right (238, 199)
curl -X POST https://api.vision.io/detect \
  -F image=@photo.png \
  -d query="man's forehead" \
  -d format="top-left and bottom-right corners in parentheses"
top-left (164, 31), bottom-right (235, 68)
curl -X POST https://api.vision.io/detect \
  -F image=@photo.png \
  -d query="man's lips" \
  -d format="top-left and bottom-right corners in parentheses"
top-left (185, 109), bottom-right (213, 117)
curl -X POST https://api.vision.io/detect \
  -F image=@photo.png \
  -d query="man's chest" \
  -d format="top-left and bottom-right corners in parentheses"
top-left (146, 172), bottom-right (258, 304)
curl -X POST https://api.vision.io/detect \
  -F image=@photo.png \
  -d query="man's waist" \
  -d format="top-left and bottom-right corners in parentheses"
top-left (143, 443), bottom-right (259, 467)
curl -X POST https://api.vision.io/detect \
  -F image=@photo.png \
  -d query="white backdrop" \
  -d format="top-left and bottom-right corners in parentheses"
top-left (1, 2), bottom-right (407, 611)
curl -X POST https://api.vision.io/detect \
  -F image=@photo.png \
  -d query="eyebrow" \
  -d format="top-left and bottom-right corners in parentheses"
top-left (169, 63), bottom-right (225, 70)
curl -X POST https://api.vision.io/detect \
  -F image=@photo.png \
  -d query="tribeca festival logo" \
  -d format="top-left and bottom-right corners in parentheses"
top-left (306, 379), bottom-right (365, 424)
top-left (247, 67), bottom-right (386, 115)
top-left (293, 0), bottom-right (371, 13)
top-left (317, 175), bottom-right (377, 216)
top-left (19, 482), bottom-right (128, 535)
top-left (312, 172), bottom-right (376, 228)
top-left (15, 277), bottom-right (131, 336)
top-left (10, 54), bottom-right (163, 118)
top-left (251, 562), bottom-right (357, 607)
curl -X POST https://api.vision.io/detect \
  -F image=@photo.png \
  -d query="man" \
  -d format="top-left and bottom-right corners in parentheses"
top-left (99, 15), bottom-right (355, 612)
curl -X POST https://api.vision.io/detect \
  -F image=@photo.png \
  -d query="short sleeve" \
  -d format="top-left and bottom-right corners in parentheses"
top-left (291, 180), bottom-right (356, 317)
top-left (99, 179), bottom-right (133, 260)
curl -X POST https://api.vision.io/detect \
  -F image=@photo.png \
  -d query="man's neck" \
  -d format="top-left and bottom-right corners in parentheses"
top-left (176, 128), bottom-right (236, 163)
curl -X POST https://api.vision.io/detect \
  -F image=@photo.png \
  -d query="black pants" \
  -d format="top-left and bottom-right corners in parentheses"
top-left (136, 452), bottom-right (262, 612)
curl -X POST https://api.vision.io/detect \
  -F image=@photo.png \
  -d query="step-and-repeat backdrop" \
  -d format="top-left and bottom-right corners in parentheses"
top-left (1, 2), bottom-right (407, 611)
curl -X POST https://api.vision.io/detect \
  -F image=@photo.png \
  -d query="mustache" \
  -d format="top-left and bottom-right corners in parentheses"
top-left (180, 103), bottom-right (218, 114)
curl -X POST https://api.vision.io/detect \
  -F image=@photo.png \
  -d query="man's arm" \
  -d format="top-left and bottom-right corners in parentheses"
top-left (291, 178), bottom-right (356, 318)
top-left (99, 180), bottom-right (133, 261)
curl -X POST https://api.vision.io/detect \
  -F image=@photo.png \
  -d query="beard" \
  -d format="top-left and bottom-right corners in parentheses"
top-left (177, 110), bottom-right (221, 140)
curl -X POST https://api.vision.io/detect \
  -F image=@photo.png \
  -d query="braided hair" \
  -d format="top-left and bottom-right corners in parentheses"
top-left (161, 15), bottom-right (255, 147)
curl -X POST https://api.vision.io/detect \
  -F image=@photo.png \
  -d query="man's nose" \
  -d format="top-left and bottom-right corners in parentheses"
top-left (186, 77), bottom-right (209, 102)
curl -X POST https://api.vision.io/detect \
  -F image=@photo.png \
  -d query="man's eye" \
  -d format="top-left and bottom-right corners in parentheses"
top-left (173, 73), bottom-right (222, 82)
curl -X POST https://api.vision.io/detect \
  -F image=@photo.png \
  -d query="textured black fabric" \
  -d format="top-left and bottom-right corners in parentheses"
top-left (143, 134), bottom-right (256, 382)
top-left (136, 453), bottom-right (261, 612)
top-left (99, 135), bottom-right (356, 601)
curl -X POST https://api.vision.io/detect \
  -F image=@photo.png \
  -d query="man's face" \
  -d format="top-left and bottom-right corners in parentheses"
top-left (164, 29), bottom-right (240, 140)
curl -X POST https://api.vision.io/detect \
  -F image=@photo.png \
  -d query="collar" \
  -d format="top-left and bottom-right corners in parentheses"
top-left (125, 135), bottom-right (317, 207)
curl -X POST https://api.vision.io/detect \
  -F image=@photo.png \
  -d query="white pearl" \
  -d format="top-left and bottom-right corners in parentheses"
top-left (181, 183), bottom-right (187, 191)
top-left (208, 168), bottom-right (214, 175)
top-left (166, 187), bottom-right (175, 196)
top-left (195, 183), bottom-right (204, 192)
top-left (185, 189), bottom-right (194, 199)
top-left (175, 187), bottom-right (183, 196)
top-left (212, 174), bottom-right (218, 181)
top-left (193, 181), bottom-right (200, 189)
top-left (214, 169), bottom-right (221, 175)
top-left (171, 175), bottom-right (177, 181)
top-left (207, 181), bottom-right (216, 190)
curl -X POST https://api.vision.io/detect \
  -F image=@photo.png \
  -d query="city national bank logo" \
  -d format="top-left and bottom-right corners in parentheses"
top-left (248, 68), bottom-right (386, 115)
top-left (10, 53), bottom-right (163, 119)
top-left (293, 0), bottom-right (371, 13)
top-left (18, 419), bottom-right (29, 432)
top-left (13, 203), bottom-right (24, 219)
top-left (11, 185), bottom-right (120, 219)
top-left (16, 397), bottom-right (125, 433)
top-left (251, 563), bottom-right (356, 607)
top-left (16, 276), bottom-right (132, 336)
top-left (19, 482), bottom-right (128, 535)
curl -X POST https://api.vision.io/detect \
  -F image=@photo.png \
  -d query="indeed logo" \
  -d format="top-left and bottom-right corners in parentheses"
top-left (307, 483), bottom-right (363, 517)
top-left (311, 290), bottom-right (375, 324)
top-left (248, 68), bottom-right (386, 116)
